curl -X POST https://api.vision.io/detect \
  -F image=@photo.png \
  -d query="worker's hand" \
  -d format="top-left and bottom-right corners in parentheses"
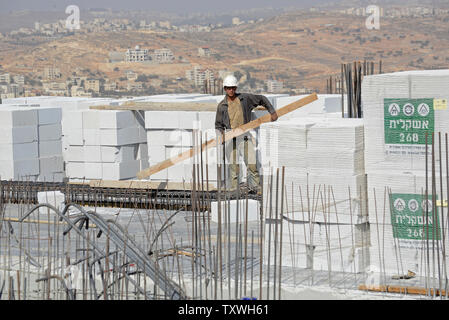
top-left (271, 112), bottom-right (278, 122)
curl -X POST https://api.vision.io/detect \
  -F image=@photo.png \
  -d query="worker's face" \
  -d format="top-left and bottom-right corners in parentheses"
top-left (225, 86), bottom-right (237, 98)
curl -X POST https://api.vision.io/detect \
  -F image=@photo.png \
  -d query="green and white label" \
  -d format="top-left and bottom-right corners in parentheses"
top-left (384, 99), bottom-right (434, 156)
top-left (390, 193), bottom-right (440, 241)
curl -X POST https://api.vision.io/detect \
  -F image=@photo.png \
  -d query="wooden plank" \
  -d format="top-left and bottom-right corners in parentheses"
top-left (358, 284), bottom-right (388, 293)
top-left (358, 284), bottom-right (447, 296)
top-left (68, 181), bottom-right (90, 186)
top-left (137, 93), bottom-right (318, 179)
top-left (90, 101), bottom-right (218, 112)
top-left (88, 179), bottom-right (217, 191)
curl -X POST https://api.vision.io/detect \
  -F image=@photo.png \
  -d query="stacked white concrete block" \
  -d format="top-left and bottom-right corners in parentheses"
top-left (0, 107), bottom-right (39, 180)
top-left (258, 115), bottom-right (368, 272)
top-left (362, 70), bottom-right (449, 276)
top-left (366, 170), bottom-right (449, 275)
top-left (264, 219), bottom-right (370, 273)
top-left (2, 96), bottom-right (115, 170)
top-left (259, 116), bottom-right (366, 223)
top-left (35, 107), bottom-right (64, 181)
top-left (144, 110), bottom-right (218, 185)
top-left (0, 105), bottom-right (64, 181)
top-left (59, 98), bottom-right (115, 166)
top-left (253, 94), bottom-right (343, 121)
top-left (65, 109), bottom-right (147, 181)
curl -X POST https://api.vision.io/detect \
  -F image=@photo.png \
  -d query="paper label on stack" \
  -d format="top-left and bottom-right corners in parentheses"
top-left (366, 170), bottom-right (448, 225)
top-left (388, 193), bottom-right (439, 245)
top-left (369, 207), bottom-right (448, 276)
top-left (363, 71), bottom-right (449, 173)
top-left (384, 98), bottom-right (434, 157)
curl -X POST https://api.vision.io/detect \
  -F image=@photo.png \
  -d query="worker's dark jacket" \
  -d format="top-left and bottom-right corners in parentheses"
top-left (215, 93), bottom-right (276, 132)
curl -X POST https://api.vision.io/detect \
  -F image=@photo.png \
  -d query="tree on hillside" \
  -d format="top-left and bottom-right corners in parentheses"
top-left (234, 70), bottom-right (244, 81)
top-left (136, 74), bottom-right (149, 82)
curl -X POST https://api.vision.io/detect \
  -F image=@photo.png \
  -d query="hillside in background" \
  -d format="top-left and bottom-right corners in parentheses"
top-left (1, 9), bottom-right (448, 94)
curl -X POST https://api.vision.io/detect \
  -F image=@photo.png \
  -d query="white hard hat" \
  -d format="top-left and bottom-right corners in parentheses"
top-left (223, 75), bottom-right (238, 88)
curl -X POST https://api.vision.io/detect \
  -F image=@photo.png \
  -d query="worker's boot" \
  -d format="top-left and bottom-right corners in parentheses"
top-left (238, 182), bottom-right (250, 194)
top-left (247, 164), bottom-right (261, 195)
top-left (248, 185), bottom-right (262, 196)
top-left (227, 164), bottom-right (239, 192)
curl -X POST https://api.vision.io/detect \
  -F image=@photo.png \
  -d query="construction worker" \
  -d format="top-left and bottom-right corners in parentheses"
top-left (215, 74), bottom-right (278, 193)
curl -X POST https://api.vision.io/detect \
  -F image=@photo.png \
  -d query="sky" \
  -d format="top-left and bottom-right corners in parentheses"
top-left (0, 0), bottom-right (329, 13)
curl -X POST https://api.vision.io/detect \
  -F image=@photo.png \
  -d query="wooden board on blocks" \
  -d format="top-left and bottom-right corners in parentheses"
top-left (90, 101), bottom-right (218, 112)
top-left (88, 180), bottom-right (217, 191)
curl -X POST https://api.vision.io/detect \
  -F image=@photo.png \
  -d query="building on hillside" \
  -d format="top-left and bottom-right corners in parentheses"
top-left (125, 46), bottom-right (150, 62)
top-left (127, 81), bottom-right (143, 91)
top-left (198, 47), bottom-right (211, 57)
top-left (0, 83), bottom-right (23, 98)
top-left (159, 21), bottom-right (171, 29)
top-left (266, 79), bottom-right (284, 93)
top-left (232, 17), bottom-right (242, 25)
top-left (151, 48), bottom-right (174, 63)
top-left (126, 71), bottom-right (138, 81)
top-left (85, 79), bottom-right (100, 93)
top-left (103, 81), bottom-right (117, 91)
top-left (9, 84), bottom-right (23, 97)
top-left (292, 87), bottom-right (313, 94)
top-left (139, 20), bottom-right (156, 30)
top-left (43, 82), bottom-right (67, 95)
top-left (43, 67), bottom-right (61, 80)
top-left (71, 85), bottom-right (91, 97)
top-left (72, 76), bottom-right (87, 86)
top-left (0, 73), bottom-right (11, 84)
top-left (13, 75), bottom-right (25, 85)
top-left (186, 65), bottom-right (215, 87)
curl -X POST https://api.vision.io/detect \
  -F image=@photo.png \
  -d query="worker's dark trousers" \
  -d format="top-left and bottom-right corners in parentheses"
top-left (225, 134), bottom-right (260, 191)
